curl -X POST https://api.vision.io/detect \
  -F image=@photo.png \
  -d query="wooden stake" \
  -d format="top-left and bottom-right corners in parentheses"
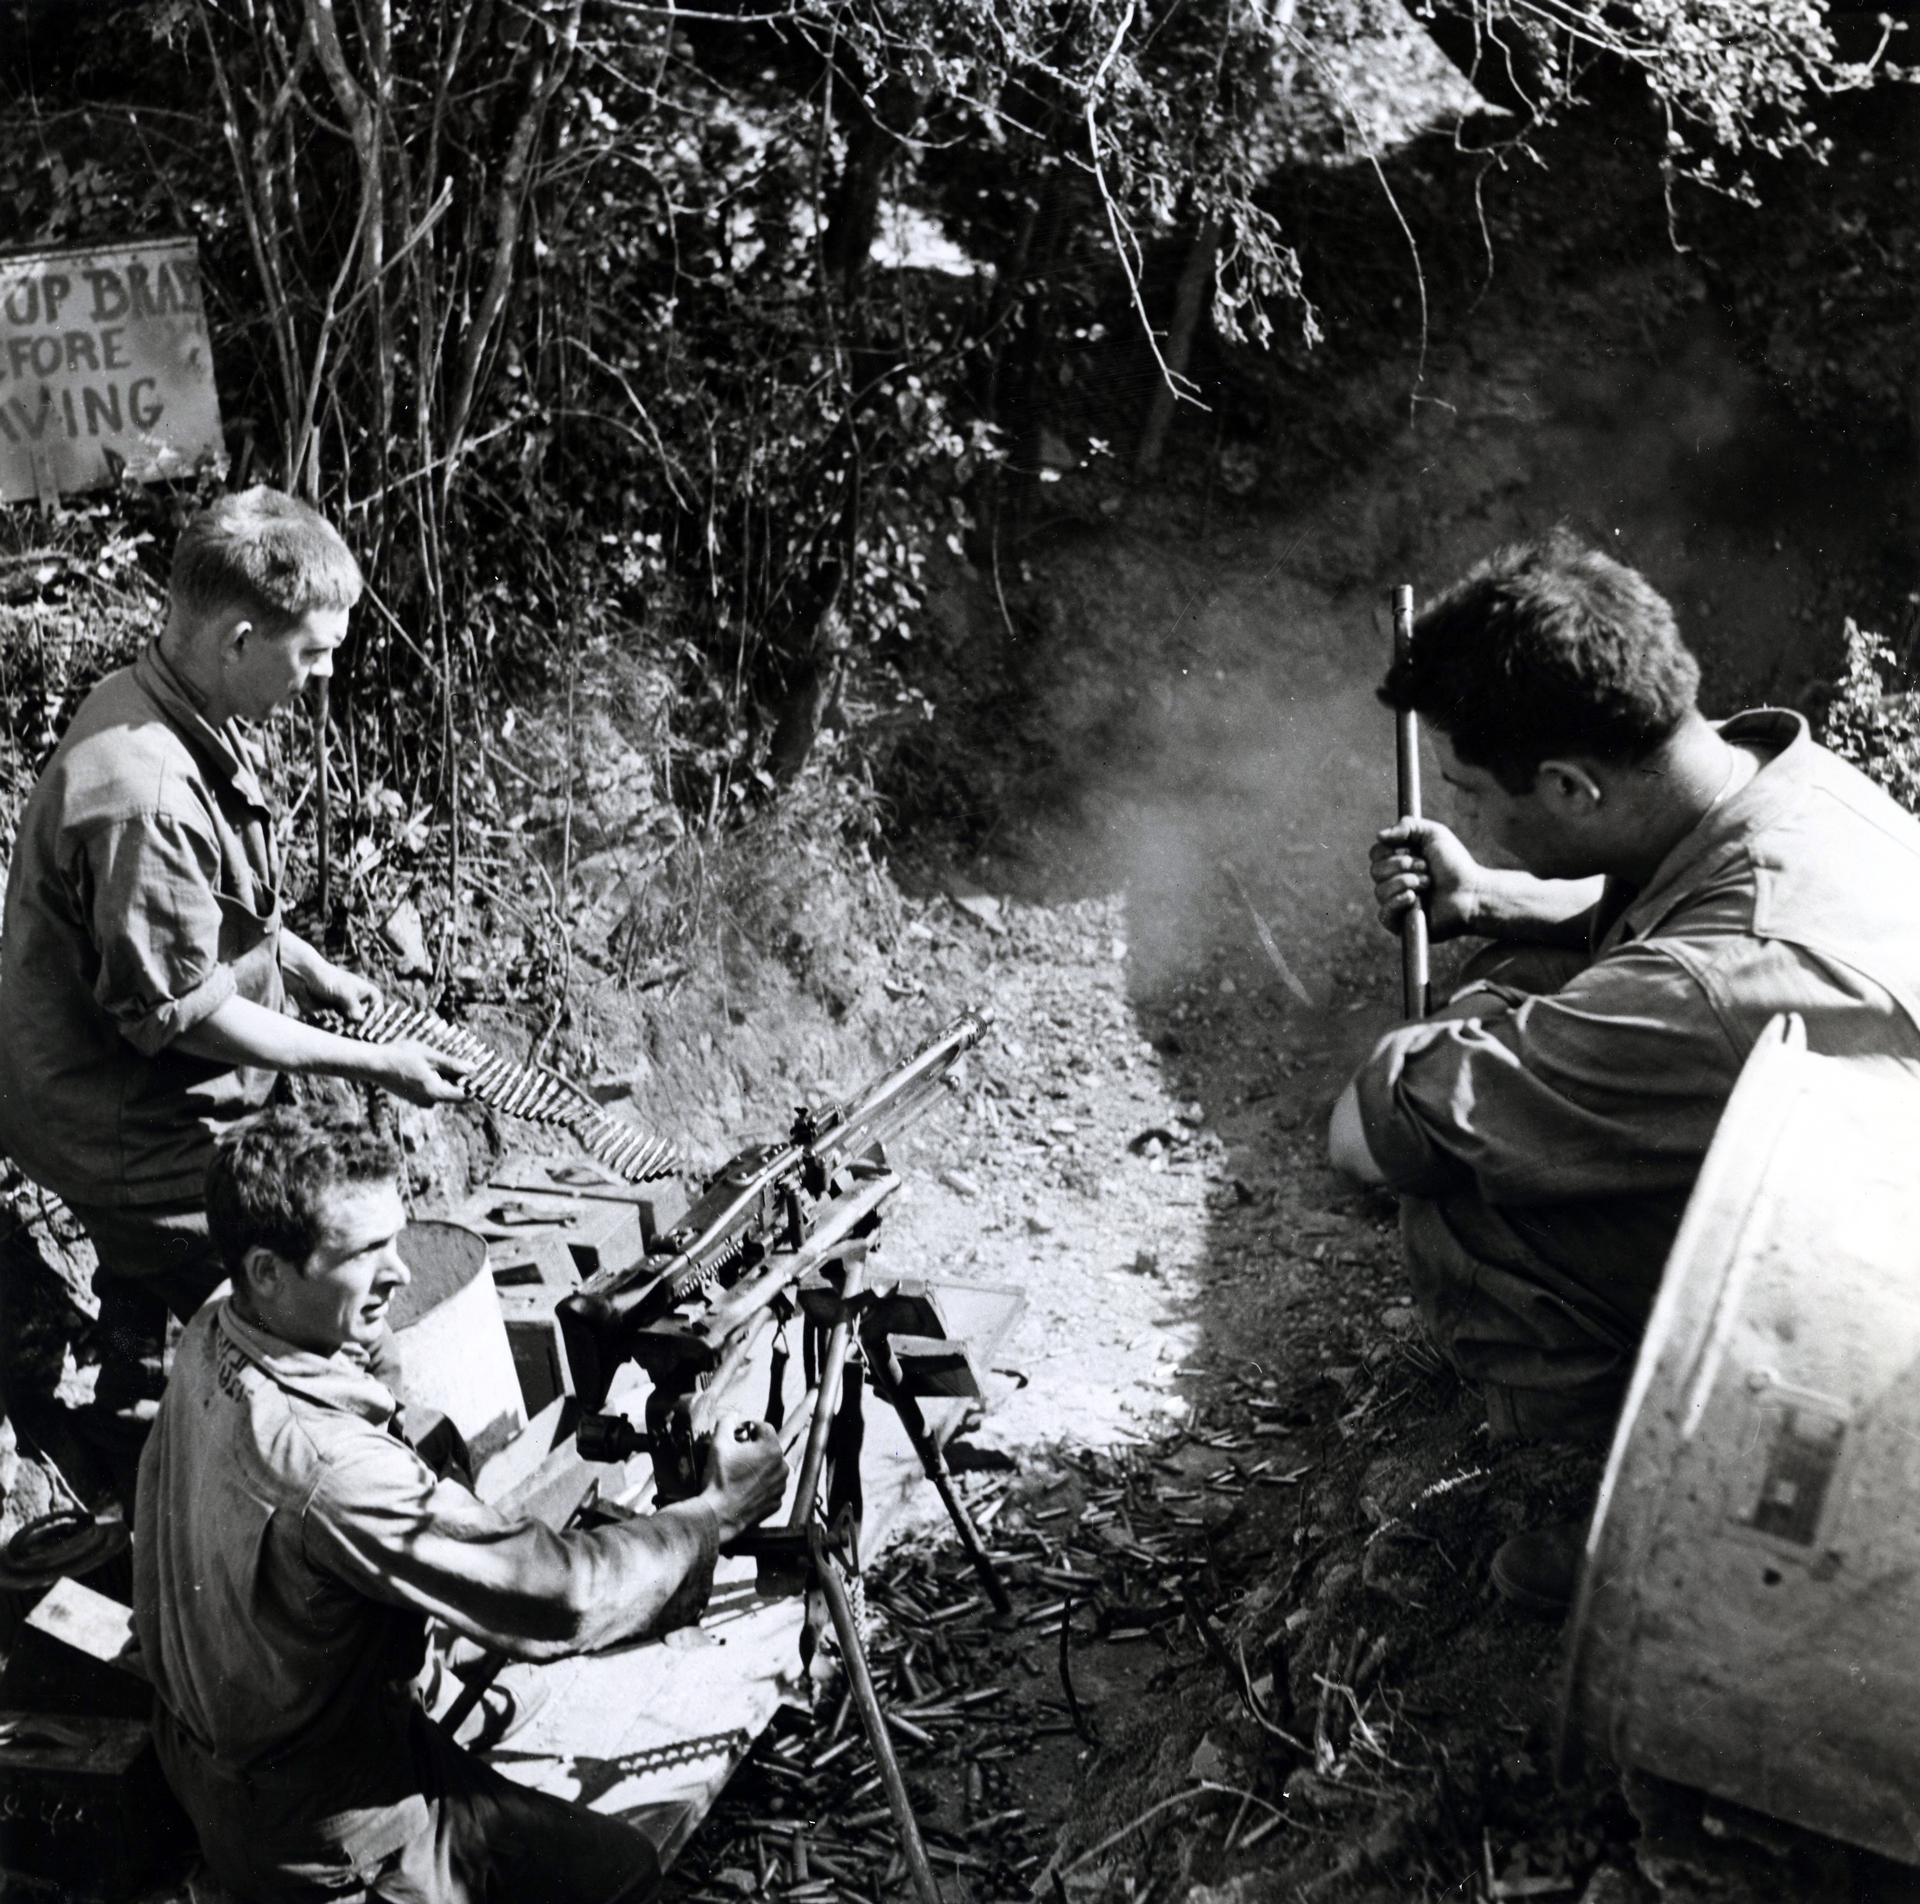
top-left (313, 680), bottom-right (332, 930)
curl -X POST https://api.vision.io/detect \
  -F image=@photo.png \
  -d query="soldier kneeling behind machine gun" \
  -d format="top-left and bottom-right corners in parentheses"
top-left (132, 1107), bottom-right (790, 1904)
top-left (132, 1009), bottom-right (1016, 1904)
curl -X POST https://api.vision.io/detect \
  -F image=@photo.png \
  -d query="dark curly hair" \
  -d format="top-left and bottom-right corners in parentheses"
top-left (206, 1107), bottom-right (400, 1276)
top-left (1381, 529), bottom-right (1701, 793)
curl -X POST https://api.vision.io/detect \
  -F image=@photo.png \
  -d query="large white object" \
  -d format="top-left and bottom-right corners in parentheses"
top-left (1563, 1014), bottom-right (1920, 1865)
top-left (390, 1221), bottom-right (527, 1466)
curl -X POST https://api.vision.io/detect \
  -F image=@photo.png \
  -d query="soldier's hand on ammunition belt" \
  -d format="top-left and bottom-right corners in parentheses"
top-left (374, 1038), bottom-right (472, 1107)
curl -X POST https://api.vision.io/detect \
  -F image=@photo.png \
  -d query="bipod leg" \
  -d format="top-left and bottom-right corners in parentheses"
top-left (877, 1371), bottom-right (1010, 1617)
top-left (809, 1519), bottom-right (942, 1904)
top-left (790, 1265), bottom-right (863, 1529)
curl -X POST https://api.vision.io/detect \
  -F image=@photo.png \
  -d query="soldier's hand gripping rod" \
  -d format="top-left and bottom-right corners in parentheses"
top-left (1393, 584), bottom-right (1430, 1020)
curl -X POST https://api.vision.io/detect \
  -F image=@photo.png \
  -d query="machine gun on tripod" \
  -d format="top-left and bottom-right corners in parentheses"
top-left (553, 1008), bottom-right (1024, 1904)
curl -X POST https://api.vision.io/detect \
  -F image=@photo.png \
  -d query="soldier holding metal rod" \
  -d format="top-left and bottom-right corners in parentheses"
top-left (134, 1108), bottom-right (790, 1904)
top-left (0, 487), bottom-right (469, 1495)
top-left (1328, 530), bottom-right (1920, 1610)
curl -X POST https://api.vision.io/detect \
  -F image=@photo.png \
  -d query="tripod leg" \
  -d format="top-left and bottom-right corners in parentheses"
top-left (789, 1313), bottom-right (852, 1530)
top-left (883, 1379), bottom-right (1011, 1617)
top-left (823, 1344), bottom-right (866, 1546)
top-left (809, 1522), bottom-right (942, 1904)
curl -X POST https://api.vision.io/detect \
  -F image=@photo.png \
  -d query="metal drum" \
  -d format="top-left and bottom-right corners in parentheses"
top-left (390, 1220), bottom-right (527, 1467)
top-left (1562, 1014), bottom-right (1920, 1864)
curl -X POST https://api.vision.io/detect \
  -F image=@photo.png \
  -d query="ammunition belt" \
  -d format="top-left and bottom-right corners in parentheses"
top-left (321, 999), bottom-right (679, 1182)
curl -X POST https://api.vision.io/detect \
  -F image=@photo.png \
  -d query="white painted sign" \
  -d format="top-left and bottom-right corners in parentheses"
top-left (0, 237), bottom-right (226, 502)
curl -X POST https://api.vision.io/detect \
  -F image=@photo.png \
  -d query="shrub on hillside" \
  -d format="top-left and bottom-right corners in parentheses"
top-left (1820, 618), bottom-right (1920, 817)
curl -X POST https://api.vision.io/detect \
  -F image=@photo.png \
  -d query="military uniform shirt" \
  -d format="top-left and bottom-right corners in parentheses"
top-left (0, 641), bottom-right (288, 1206)
top-left (133, 1300), bottom-right (721, 1880)
top-left (1355, 710), bottom-right (1920, 1317)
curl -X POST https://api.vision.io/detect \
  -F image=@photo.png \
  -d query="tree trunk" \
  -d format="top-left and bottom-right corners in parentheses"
top-left (820, 73), bottom-right (928, 304)
top-left (821, 105), bottom-right (893, 301)
top-left (765, 649), bottom-right (843, 786)
top-left (1134, 216), bottom-right (1221, 479)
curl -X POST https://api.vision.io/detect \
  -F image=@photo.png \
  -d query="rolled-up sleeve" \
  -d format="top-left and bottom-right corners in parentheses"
top-left (1354, 944), bottom-right (1746, 1205)
top-left (82, 812), bottom-right (235, 1056)
top-left (301, 1433), bottom-right (722, 1662)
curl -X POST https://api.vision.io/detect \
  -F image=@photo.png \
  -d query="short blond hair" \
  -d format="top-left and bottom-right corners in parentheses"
top-left (169, 487), bottom-right (363, 626)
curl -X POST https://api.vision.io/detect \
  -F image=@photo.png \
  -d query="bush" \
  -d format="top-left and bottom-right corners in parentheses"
top-left (1820, 617), bottom-right (1920, 817)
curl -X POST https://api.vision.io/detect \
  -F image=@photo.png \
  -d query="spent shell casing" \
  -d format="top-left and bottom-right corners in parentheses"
top-left (883, 1711), bottom-right (936, 1749)
top-left (809, 1734), bottom-right (859, 1772)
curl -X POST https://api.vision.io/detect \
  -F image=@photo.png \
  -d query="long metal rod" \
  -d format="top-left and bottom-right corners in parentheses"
top-left (314, 681), bottom-right (332, 927)
top-left (1393, 584), bottom-right (1430, 1021)
top-left (809, 1522), bottom-right (943, 1904)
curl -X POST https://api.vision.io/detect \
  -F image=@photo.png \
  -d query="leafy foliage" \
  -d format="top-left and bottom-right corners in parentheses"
top-left (1821, 618), bottom-right (1920, 817)
top-left (1412, 0), bottom-right (1906, 201)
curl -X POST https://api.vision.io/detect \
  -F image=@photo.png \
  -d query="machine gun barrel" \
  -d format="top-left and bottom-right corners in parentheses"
top-left (807, 1010), bottom-right (990, 1166)
top-left (556, 1007), bottom-right (992, 1412)
top-left (697, 1173), bottom-right (896, 1343)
